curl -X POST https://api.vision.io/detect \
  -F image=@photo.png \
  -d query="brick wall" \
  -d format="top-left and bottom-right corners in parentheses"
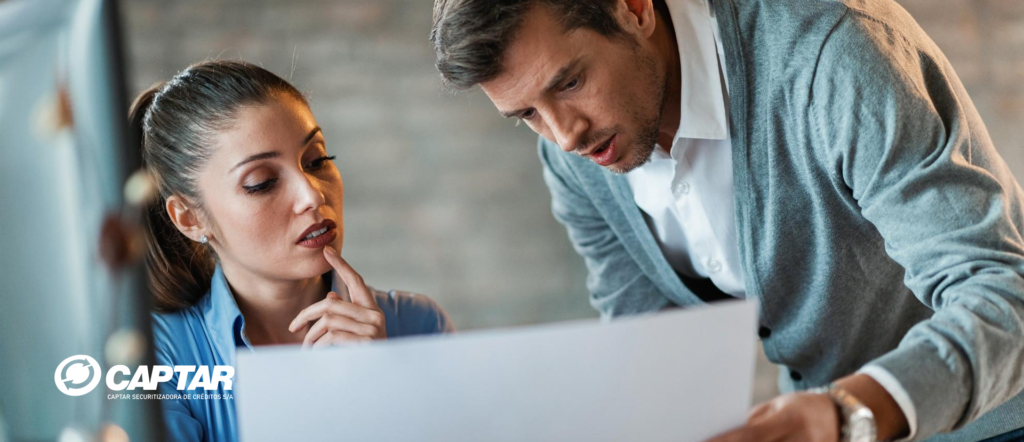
top-left (123, 0), bottom-right (1024, 333)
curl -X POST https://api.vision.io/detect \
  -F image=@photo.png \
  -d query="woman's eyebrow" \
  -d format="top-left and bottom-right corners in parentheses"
top-left (229, 127), bottom-right (323, 172)
top-left (231, 151), bottom-right (281, 172)
top-left (303, 126), bottom-right (322, 145)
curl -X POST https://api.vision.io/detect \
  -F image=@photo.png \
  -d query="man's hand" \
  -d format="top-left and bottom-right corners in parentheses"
top-left (706, 373), bottom-right (910, 442)
top-left (705, 392), bottom-right (840, 442)
top-left (287, 245), bottom-right (387, 348)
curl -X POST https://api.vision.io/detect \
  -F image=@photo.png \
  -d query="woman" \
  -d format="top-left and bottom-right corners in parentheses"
top-left (133, 60), bottom-right (454, 442)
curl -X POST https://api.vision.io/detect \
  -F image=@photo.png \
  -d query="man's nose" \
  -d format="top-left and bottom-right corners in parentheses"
top-left (547, 110), bottom-right (588, 153)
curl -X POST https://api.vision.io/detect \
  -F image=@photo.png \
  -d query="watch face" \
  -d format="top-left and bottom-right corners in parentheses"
top-left (848, 414), bottom-right (877, 442)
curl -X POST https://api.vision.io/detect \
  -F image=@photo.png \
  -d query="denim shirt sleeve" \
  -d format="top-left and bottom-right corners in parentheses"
top-left (374, 288), bottom-right (455, 337)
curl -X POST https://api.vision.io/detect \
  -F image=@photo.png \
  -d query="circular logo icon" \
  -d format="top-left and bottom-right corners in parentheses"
top-left (55, 355), bottom-right (101, 396)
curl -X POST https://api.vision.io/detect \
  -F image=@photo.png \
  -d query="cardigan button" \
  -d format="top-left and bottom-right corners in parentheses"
top-left (790, 370), bottom-right (803, 382)
top-left (758, 327), bottom-right (772, 338)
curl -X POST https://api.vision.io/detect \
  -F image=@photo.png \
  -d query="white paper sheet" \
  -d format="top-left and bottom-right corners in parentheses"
top-left (237, 300), bottom-right (758, 442)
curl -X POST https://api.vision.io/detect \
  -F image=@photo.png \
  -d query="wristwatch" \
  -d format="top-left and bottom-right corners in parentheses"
top-left (809, 383), bottom-right (878, 442)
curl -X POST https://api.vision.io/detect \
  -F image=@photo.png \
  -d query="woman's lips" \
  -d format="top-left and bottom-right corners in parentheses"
top-left (296, 218), bottom-right (337, 247)
top-left (297, 227), bottom-right (337, 249)
top-left (589, 134), bottom-right (617, 167)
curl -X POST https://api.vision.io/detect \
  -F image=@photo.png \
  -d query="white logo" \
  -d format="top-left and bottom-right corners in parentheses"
top-left (55, 355), bottom-right (102, 396)
top-left (55, 355), bottom-right (234, 398)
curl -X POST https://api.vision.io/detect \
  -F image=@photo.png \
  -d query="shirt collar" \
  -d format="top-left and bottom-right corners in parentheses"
top-left (202, 264), bottom-right (250, 358)
top-left (202, 263), bottom-right (349, 357)
top-left (664, 0), bottom-right (729, 140)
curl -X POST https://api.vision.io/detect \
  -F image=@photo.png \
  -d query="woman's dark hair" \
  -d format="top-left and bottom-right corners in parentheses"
top-left (128, 60), bottom-right (307, 312)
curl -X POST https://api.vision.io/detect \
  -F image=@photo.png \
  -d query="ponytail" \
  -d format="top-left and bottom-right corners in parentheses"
top-left (129, 83), bottom-right (213, 312)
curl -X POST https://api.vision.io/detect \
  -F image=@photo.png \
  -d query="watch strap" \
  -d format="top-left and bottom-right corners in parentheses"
top-left (808, 383), bottom-right (878, 442)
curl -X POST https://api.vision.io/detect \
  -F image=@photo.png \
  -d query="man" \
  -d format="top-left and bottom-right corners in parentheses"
top-left (430, 0), bottom-right (1024, 441)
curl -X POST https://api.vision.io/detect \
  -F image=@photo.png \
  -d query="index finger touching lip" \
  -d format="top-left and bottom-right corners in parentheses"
top-left (323, 245), bottom-right (363, 288)
top-left (323, 245), bottom-right (376, 308)
top-left (323, 246), bottom-right (354, 283)
top-left (323, 245), bottom-right (345, 272)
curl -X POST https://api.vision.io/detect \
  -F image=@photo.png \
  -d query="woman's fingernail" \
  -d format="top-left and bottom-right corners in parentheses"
top-left (324, 245), bottom-right (336, 255)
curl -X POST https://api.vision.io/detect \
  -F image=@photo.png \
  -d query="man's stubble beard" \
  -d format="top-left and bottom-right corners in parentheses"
top-left (607, 47), bottom-right (669, 175)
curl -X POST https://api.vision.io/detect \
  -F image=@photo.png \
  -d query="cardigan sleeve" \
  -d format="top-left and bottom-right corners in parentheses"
top-left (810, 10), bottom-right (1024, 441)
top-left (538, 136), bottom-right (674, 320)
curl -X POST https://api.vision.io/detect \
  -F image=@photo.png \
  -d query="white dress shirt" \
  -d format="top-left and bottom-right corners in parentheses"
top-left (625, 1), bottom-right (919, 439)
top-left (624, 0), bottom-right (742, 297)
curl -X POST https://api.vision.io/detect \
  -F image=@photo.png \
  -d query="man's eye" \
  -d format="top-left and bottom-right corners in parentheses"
top-left (515, 109), bottom-right (537, 127)
top-left (562, 77), bottom-right (580, 91)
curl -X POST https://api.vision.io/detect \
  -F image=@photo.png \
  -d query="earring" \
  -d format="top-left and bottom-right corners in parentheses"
top-left (199, 235), bottom-right (208, 244)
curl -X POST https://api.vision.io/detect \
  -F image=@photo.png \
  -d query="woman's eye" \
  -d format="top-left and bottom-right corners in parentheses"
top-left (305, 155), bottom-right (337, 171)
top-left (243, 178), bottom-right (278, 195)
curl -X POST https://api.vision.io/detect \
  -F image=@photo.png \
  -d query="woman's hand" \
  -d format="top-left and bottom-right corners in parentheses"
top-left (704, 392), bottom-right (840, 442)
top-left (287, 245), bottom-right (387, 348)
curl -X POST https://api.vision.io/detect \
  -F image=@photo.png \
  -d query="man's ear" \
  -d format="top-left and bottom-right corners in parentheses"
top-left (165, 195), bottom-right (205, 243)
top-left (614, 0), bottom-right (658, 40)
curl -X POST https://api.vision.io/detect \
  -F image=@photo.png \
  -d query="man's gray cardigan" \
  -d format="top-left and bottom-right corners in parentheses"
top-left (538, 0), bottom-right (1024, 440)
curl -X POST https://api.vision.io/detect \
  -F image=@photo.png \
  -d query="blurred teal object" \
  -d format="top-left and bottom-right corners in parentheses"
top-left (0, 0), bottom-right (162, 440)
